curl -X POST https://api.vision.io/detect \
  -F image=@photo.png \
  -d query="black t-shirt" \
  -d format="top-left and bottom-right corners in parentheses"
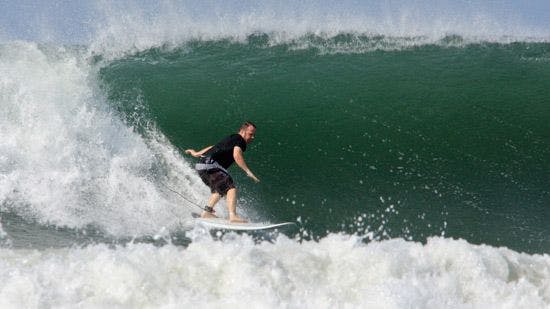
top-left (204, 134), bottom-right (247, 169)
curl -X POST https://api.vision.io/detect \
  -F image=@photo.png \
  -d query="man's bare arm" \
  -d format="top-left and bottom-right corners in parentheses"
top-left (184, 146), bottom-right (213, 158)
top-left (233, 146), bottom-right (260, 182)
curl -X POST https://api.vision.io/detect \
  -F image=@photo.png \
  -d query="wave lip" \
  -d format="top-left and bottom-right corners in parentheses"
top-left (87, 1), bottom-right (550, 58)
top-left (2, 2), bottom-right (549, 56)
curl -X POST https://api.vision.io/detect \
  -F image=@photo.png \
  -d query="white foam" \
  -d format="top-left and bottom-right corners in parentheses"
top-left (2, 2), bottom-right (549, 57)
top-left (0, 235), bottom-right (548, 308)
top-left (87, 1), bottom-right (550, 58)
top-left (0, 41), bottom-right (207, 236)
top-left (0, 219), bottom-right (8, 246)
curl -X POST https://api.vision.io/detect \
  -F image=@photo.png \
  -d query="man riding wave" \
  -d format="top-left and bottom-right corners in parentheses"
top-left (184, 121), bottom-right (259, 223)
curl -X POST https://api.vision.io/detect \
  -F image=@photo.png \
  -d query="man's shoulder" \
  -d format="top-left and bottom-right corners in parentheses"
top-left (229, 134), bottom-right (246, 150)
top-left (217, 134), bottom-right (244, 147)
top-left (226, 133), bottom-right (244, 142)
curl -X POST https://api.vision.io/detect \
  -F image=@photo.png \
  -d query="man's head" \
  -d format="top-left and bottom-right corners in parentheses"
top-left (239, 121), bottom-right (256, 144)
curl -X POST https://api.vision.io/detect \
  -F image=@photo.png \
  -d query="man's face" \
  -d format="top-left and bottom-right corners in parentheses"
top-left (241, 126), bottom-right (256, 144)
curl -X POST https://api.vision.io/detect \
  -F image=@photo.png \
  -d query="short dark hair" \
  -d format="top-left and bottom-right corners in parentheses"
top-left (240, 121), bottom-right (256, 130)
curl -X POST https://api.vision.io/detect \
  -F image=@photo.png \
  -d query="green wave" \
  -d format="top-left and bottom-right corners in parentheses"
top-left (99, 39), bottom-right (550, 253)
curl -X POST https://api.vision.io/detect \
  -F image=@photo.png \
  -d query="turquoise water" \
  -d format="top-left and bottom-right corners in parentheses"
top-left (100, 36), bottom-right (550, 253)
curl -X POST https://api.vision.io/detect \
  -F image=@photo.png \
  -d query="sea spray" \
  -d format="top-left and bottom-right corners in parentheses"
top-left (89, 1), bottom-right (549, 59)
top-left (0, 42), bottom-right (205, 236)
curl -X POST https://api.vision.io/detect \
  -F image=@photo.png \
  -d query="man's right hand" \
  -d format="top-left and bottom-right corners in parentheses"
top-left (247, 172), bottom-right (260, 183)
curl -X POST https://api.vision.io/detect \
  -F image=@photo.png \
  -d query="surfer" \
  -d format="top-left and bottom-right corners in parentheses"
top-left (184, 121), bottom-right (260, 223)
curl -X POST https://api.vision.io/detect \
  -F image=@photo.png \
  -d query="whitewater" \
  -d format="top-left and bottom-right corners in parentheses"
top-left (1, 1), bottom-right (550, 308)
top-left (0, 235), bottom-right (549, 308)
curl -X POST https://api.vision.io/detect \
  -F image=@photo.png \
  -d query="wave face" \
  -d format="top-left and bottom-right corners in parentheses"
top-left (1, 2), bottom-right (550, 307)
top-left (97, 37), bottom-right (550, 254)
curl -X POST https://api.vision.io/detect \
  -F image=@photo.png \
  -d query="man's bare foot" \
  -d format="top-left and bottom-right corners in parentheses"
top-left (229, 214), bottom-right (247, 223)
top-left (201, 211), bottom-right (218, 219)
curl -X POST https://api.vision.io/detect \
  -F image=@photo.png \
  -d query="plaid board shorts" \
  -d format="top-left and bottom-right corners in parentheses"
top-left (198, 169), bottom-right (235, 196)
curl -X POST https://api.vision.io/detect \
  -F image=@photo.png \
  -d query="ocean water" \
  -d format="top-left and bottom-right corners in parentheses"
top-left (1, 2), bottom-right (550, 308)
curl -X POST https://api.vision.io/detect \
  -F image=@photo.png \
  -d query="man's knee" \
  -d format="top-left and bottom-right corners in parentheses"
top-left (226, 187), bottom-right (237, 197)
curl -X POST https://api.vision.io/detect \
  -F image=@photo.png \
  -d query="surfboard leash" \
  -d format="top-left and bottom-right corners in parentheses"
top-left (159, 181), bottom-right (209, 213)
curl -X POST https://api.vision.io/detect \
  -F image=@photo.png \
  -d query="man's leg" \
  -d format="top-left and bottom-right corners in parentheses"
top-left (201, 192), bottom-right (221, 218)
top-left (226, 188), bottom-right (247, 223)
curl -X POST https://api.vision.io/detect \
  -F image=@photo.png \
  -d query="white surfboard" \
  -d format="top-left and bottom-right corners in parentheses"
top-left (195, 217), bottom-right (295, 231)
